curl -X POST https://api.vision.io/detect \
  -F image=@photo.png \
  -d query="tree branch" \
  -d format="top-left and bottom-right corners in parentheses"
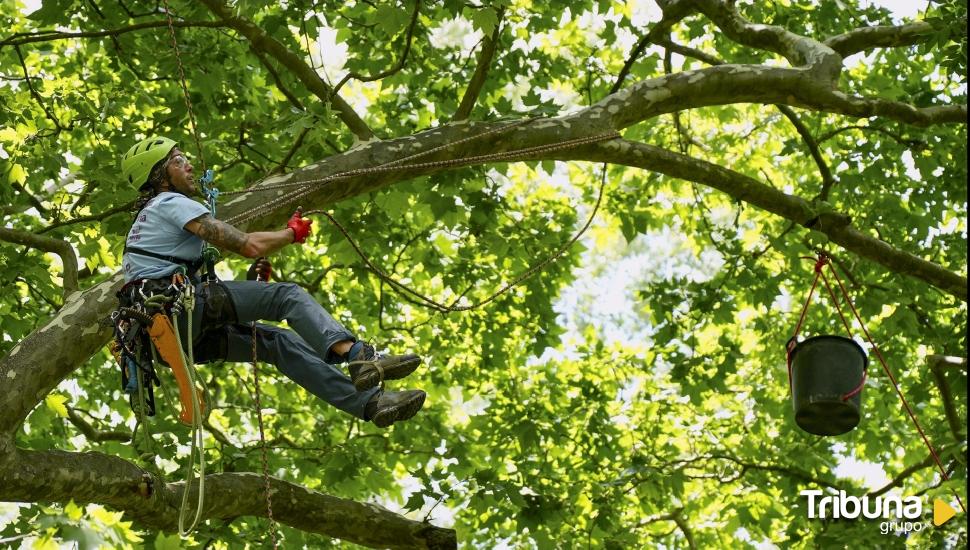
top-left (37, 198), bottom-right (137, 235)
top-left (929, 357), bottom-right (966, 443)
top-left (248, 45), bottom-right (306, 112)
top-left (0, 20), bottom-right (226, 47)
top-left (333, 0), bottom-right (423, 97)
top-left (658, 38), bottom-right (722, 66)
top-left (452, 6), bottom-right (504, 121)
top-left (775, 105), bottom-right (836, 200)
top-left (559, 138), bottom-right (968, 301)
top-left (198, 0), bottom-right (375, 142)
top-left (11, 181), bottom-right (48, 215)
top-left (13, 45), bottom-right (66, 132)
top-left (65, 407), bottom-right (131, 442)
top-left (588, 63), bottom-right (967, 134)
top-left (671, 509), bottom-right (697, 550)
top-left (817, 124), bottom-right (926, 149)
top-left (633, 507), bottom-right (696, 549)
top-left (0, 442), bottom-right (456, 549)
top-left (690, 0), bottom-right (841, 79)
top-left (0, 227), bottom-right (79, 296)
top-left (824, 20), bottom-right (942, 57)
top-left (610, 0), bottom-right (695, 94)
top-left (868, 454), bottom-right (935, 498)
top-left (655, 40), bottom-right (838, 198)
top-left (267, 125), bottom-right (312, 177)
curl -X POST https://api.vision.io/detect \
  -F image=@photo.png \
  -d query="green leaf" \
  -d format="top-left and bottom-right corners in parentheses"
top-left (154, 532), bottom-right (182, 550)
top-left (469, 7), bottom-right (499, 35)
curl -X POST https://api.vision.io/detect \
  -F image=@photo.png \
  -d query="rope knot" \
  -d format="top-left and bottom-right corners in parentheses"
top-left (813, 254), bottom-right (829, 273)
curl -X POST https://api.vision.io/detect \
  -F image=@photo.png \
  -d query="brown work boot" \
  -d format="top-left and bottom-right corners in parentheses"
top-left (368, 389), bottom-right (426, 428)
top-left (347, 341), bottom-right (422, 391)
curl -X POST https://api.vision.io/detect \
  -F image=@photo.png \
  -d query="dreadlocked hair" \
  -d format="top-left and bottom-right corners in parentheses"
top-left (130, 156), bottom-right (171, 215)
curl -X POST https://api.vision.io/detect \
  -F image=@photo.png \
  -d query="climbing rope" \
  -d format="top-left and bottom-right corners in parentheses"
top-left (789, 253), bottom-right (965, 513)
top-left (162, 0), bottom-right (206, 172)
top-left (171, 284), bottom-right (208, 536)
top-left (252, 272), bottom-right (279, 549)
top-left (302, 162), bottom-right (610, 313)
top-left (223, 130), bottom-right (620, 227)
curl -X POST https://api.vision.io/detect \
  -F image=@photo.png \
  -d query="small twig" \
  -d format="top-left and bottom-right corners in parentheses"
top-left (332, 0), bottom-right (423, 96)
top-left (453, 5), bottom-right (504, 121)
top-left (13, 45), bottom-right (65, 132)
top-left (38, 198), bottom-right (137, 235)
top-left (0, 227), bottom-right (78, 296)
top-left (65, 407), bottom-right (131, 442)
top-left (929, 358), bottom-right (966, 443)
top-left (0, 20), bottom-right (226, 47)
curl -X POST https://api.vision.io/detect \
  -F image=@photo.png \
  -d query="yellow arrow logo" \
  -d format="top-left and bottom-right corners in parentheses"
top-left (934, 499), bottom-right (956, 526)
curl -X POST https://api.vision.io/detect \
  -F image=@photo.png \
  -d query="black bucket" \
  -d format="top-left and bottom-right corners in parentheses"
top-left (789, 335), bottom-right (867, 436)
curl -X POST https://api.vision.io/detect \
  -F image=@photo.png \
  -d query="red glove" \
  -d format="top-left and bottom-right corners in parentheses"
top-left (287, 210), bottom-right (312, 244)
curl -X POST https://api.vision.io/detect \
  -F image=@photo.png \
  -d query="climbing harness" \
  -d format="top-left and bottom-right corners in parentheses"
top-left (788, 253), bottom-right (965, 513)
top-left (111, 272), bottom-right (208, 534)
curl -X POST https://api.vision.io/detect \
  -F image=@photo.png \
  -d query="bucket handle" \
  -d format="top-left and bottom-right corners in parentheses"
top-left (787, 254), bottom-right (866, 402)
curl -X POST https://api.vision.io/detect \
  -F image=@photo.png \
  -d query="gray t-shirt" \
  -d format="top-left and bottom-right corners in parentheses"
top-left (123, 192), bottom-right (211, 282)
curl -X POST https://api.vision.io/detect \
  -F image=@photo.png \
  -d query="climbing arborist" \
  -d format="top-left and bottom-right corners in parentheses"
top-left (119, 135), bottom-right (426, 427)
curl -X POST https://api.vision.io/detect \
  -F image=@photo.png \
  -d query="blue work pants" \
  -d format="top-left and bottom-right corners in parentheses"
top-left (176, 280), bottom-right (378, 419)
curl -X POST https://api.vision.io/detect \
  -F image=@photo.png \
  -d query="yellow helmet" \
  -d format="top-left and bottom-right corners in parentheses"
top-left (121, 136), bottom-right (176, 190)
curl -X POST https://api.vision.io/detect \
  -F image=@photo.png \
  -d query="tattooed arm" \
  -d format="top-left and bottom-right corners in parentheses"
top-left (184, 215), bottom-right (295, 258)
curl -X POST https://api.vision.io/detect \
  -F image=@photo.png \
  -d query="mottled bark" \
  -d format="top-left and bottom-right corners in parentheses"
top-left (564, 139), bottom-right (968, 301)
top-left (0, 441), bottom-right (455, 549)
top-left (1, 1), bottom-right (966, 545)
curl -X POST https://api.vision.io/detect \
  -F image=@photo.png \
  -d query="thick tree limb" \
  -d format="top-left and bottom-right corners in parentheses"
top-left (689, 0), bottom-right (841, 79)
top-left (197, 0), bottom-right (375, 142)
top-left (560, 138), bottom-right (968, 301)
top-left (452, 6), bottom-right (504, 122)
top-left (928, 355), bottom-right (968, 370)
top-left (0, 227), bottom-right (79, 296)
top-left (0, 20), bottom-right (226, 47)
top-left (590, 64), bottom-right (967, 133)
top-left (0, 441), bottom-right (455, 549)
top-left (655, 41), bottom-right (838, 198)
top-left (825, 20), bottom-right (941, 57)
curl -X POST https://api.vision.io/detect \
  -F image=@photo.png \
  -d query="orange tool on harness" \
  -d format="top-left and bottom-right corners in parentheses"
top-left (147, 312), bottom-right (205, 426)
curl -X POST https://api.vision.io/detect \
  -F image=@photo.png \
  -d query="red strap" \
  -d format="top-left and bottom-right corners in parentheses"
top-left (790, 253), bottom-right (964, 513)
top-left (786, 255), bottom-right (827, 394)
top-left (826, 261), bottom-right (963, 512)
